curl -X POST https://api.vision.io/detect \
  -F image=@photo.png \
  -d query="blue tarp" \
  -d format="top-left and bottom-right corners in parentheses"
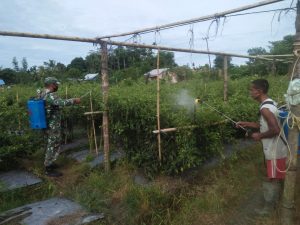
top-left (0, 79), bottom-right (5, 85)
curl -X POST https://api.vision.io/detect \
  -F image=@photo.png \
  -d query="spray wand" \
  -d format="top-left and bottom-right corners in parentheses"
top-left (80, 91), bottom-right (91, 99)
top-left (194, 98), bottom-right (251, 136)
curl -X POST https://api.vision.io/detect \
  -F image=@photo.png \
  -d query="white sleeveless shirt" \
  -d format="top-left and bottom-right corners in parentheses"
top-left (259, 98), bottom-right (287, 160)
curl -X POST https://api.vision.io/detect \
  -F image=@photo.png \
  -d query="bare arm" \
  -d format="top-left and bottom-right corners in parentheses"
top-left (236, 121), bottom-right (260, 129)
top-left (258, 108), bottom-right (280, 139)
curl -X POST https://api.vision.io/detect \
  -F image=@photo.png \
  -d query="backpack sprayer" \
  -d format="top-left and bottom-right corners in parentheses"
top-left (28, 91), bottom-right (91, 130)
top-left (194, 97), bottom-right (251, 136)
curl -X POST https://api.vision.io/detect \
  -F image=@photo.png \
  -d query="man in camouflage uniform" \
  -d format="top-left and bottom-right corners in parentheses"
top-left (38, 77), bottom-right (80, 177)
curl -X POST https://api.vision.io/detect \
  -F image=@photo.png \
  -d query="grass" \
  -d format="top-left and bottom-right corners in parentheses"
top-left (0, 182), bottom-right (56, 213)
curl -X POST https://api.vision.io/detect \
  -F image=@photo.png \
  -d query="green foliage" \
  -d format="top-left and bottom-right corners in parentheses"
top-left (67, 57), bottom-right (87, 72)
top-left (107, 77), bottom-right (264, 176)
top-left (0, 68), bottom-right (17, 84)
top-left (0, 87), bottom-right (43, 166)
top-left (0, 73), bottom-right (289, 176)
top-left (170, 66), bottom-right (194, 81)
top-left (269, 35), bottom-right (295, 75)
top-left (247, 47), bottom-right (268, 76)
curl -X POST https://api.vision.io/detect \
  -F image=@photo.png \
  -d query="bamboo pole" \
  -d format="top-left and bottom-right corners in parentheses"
top-left (65, 86), bottom-right (68, 144)
top-left (107, 40), bottom-right (278, 61)
top-left (223, 55), bottom-right (228, 101)
top-left (0, 31), bottom-right (95, 43)
top-left (16, 92), bottom-right (21, 130)
top-left (100, 41), bottom-right (110, 172)
top-left (97, 0), bottom-right (283, 39)
top-left (258, 54), bottom-right (294, 57)
top-left (0, 31), bottom-right (287, 61)
top-left (153, 126), bottom-right (198, 134)
top-left (152, 120), bottom-right (228, 134)
top-left (280, 2), bottom-right (300, 224)
top-left (203, 37), bottom-right (211, 76)
top-left (89, 91), bottom-right (98, 155)
top-left (156, 49), bottom-right (162, 164)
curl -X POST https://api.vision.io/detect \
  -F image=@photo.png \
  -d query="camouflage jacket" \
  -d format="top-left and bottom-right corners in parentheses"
top-left (37, 88), bottom-right (74, 129)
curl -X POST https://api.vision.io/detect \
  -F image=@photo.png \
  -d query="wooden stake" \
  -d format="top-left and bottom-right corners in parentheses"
top-left (65, 86), bottom-right (68, 144)
top-left (90, 91), bottom-right (98, 155)
top-left (16, 92), bottom-right (21, 130)
top-left (100, 41), bottom-right (110, 172)
top-left (280, 2), bottom-right (300, 223)
top-left (156, 49), bottom-right (162, 163)
top-left (223, 55), bottom-right (228, 101)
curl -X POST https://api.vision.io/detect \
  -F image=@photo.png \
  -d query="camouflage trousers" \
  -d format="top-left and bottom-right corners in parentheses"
top-left (44, 128), bottom-right (61, 167)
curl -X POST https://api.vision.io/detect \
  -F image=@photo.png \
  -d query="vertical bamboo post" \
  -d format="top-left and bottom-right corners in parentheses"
top-left (16, 92), bottom-right (21, 130)
top-left (156, 49), bottom-right (162, 164)
top-left (100, 41), bottom-right (110, 172)
top-left (90, 91), bottom-right (98, 155)
top-left (223, 55), bottom-right (228, 101)
top-left (65, 86), bottom-right (68, 144)
top-left (203, 37), bottom-right (211, 76)
top-left (272, 59), bottom-right (276, 76)
top-left (280, 1), bottom-right (300, 224)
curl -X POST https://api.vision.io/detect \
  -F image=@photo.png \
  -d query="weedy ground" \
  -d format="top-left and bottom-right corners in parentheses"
top-left (0, 142), bottom-right (299, 225)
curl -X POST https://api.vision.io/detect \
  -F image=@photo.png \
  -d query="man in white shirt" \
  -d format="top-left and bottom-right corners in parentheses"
top-left (237, 79), bottom-right (287, 216)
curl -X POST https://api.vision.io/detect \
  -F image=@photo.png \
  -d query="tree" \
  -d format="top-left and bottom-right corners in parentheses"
top-left (269, 35), bottom-right (294, 75)
top-left (12, 57), bottom-right (19, 72)
top-left (21, 57), bottom-right (28, 72)
top-left (85, 52), bottom-right (100, 73)
top-left (157, 51), bottom-right (177, 68)
top-left (269, 35), bottom-right (294, 55)
top-left (43, 60), bottom-right (57, 71)
top-left (29, 66), bottom-right (38, 82)
top-left (247, 47), bottom-right (268, 76)
top-left (66, 68), bottom-right (82, 79)
top-left (67, 57), bottom-right (87, 72)
top-left (0, 68), bottom-right (17, 84)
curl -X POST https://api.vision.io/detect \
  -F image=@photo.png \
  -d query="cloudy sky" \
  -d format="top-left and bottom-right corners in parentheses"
top-left (0, 0), bottom-right (296, 69)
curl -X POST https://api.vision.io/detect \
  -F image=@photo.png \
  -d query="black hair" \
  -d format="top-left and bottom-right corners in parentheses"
top-left (251, 79), bottom-right (269, 94)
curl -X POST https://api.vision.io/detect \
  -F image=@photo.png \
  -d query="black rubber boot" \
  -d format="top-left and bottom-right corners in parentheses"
top-left (45, 166), bottom-right (63, 177)
top-left (255, 181), bottom-right (280, 216)
top-left (48, 163), bottom-right (59, 170)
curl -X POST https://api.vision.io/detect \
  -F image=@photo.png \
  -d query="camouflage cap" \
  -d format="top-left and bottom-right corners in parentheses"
top-left (44, 77), bottom-right (60, 85)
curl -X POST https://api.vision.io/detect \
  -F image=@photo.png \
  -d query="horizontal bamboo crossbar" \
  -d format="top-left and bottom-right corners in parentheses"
top-left (0, 31), bottom-right (290, 61)
top-left (84, 111), bottom-right (103, 115)
top-left (152, 126), bottom-right (198, 134)
top-left (97, 0), bottom-right (284, 39)
top-left (152, 120), bottom-right (228, 134)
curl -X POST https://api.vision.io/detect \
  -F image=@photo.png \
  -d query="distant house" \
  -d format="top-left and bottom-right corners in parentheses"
top-left (84, 73), bottom-right (99, 81)
top-left (144, 68), bottom-right (177, 83)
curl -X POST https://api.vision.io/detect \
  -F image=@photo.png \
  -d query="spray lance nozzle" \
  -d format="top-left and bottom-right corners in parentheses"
top-left (194, 97), bottom-right (202, 104)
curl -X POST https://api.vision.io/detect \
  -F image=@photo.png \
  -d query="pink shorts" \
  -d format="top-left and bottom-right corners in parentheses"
top-left (267, 158), bottom-right (286, 180)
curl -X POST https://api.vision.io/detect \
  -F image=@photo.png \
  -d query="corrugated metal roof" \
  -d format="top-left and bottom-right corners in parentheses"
top-left (144, 68), bottom-right (169, 77)
top-left (84, 73), bottom-right (98, 80)
top-left (0, 79), bottom-right (5, 85)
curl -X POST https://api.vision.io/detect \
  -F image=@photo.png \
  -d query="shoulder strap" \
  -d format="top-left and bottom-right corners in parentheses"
top-left (258, 100), bottom-right (275, 116)
top-left (259, 101), bottom-right (287, 146)
top-left (260, 100), bottom-right (275, 110)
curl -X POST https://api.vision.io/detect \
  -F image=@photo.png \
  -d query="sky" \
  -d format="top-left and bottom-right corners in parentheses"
top-left (0, 0), bottom-right (296, 69)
